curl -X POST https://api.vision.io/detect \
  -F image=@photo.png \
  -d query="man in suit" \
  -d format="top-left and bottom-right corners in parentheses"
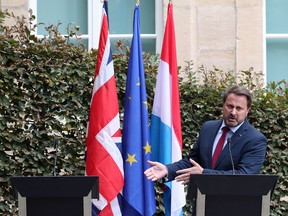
top-left (144, 85), bottom-right (267, 184)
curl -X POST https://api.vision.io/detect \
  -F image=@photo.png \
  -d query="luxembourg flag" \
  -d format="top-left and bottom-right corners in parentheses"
top-left (150, 3), bottom-right (186, 216)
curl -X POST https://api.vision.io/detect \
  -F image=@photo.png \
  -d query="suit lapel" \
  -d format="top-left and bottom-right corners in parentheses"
top-left (214, 120), bottom-right (250, 169)
top-left (207, 121), bottom-right (222, 168)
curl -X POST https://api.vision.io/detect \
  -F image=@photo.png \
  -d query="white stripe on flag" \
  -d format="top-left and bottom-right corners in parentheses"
top-left (93, 193), bottom-right (107, 210)
top-left (171, 128), bottom-right (186, 213)
top-left (93, 42), bottom-right (114, 95)
top-left (152, 60), bottom-right (172, 127)
top-left (111, 196), bottom-right (122, 215)
top-left (96, 114), bottom-right (124, 174)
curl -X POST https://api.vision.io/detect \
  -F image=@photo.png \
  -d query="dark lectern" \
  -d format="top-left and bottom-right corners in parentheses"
top-left (187, 174), bottom-right (278, 216)
top-left (10, 176), bottom-right (99, 216)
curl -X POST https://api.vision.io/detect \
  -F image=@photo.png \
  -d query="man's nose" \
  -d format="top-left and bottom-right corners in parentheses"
top-left (231, 108), bottom-right (237, 115)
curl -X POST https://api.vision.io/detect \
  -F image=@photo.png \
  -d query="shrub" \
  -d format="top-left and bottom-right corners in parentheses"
top-left (0, 10), bottom-right (287, 216)
top-left (179, 64), bottom-right (288, 215)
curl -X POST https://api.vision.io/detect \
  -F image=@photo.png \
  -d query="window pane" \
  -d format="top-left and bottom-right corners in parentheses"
top-left (142, 39), bottom-right (156, 54)
top-left (266, 38), bottom-right (288, 82)
top-left (110, 38), bottom-right (156, 54)
top-left (68, 38), bottom-right (88, 48)
top-left (109, 1), bottom-right (155, 34)
top-left (37, 0), bottom-right (87, 35)
top-left (266, 0), bottom-right (288, 33)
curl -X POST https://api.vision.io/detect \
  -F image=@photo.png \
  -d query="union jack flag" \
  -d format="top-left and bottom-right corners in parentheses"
top-left (85, 1), bottom-right (124, 215)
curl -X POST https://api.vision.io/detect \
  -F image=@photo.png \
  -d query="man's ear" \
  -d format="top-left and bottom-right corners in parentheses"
top-left (246, 108), bottom-right (251, 116)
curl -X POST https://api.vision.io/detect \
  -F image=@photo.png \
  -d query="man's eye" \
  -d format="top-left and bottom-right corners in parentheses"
top-left (227, 105), bottom-right (233, 109)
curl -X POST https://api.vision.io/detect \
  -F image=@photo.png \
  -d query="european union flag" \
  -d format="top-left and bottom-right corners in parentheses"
top-left (122, 4), bottom-right (156, 216)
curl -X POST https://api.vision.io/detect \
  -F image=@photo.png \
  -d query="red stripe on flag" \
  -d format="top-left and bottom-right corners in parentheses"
top-left (112, 129), bottom-right (121, 138)
top-left (99, 203), bottom-right (113, 216)
top-left (86, 138), bottom-right (123, 201)
top-left (87, 78), bottom-right (119, 138)
top-left (160, 3), bottom-right (182, 150)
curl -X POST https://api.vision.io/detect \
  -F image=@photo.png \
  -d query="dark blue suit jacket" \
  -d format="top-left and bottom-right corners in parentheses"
top-left (166, 119), bottom-right (267, 181)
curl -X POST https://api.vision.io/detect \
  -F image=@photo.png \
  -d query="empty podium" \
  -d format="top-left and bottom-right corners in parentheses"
top-left (10, 176), bottom-right (99, 216)
top-left (187, 174), bottom-right (278, 216)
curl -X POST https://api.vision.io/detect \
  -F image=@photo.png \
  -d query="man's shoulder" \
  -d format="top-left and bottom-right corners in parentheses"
top-left (201, 119), bottom-right (222, 130)
top-left (203, 119), bottom-right (222, 126)
top-left (240, 120), bottom-right (267, 139)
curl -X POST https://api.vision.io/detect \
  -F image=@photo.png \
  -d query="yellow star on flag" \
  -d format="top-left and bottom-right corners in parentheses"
top-left (126, 153), bottom-right (137, 166)
top-left (136, 77), bottom-right (140, 86)
top-left (143, 141), bottom-right (152, 154)
top-left (143, 101), bottom-right (148, 110)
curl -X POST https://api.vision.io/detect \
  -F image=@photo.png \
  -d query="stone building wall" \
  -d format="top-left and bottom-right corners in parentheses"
top-left (1, 0), bottom-right (29, 26)
top-left (1, 0), bottom-right (264, 79)
top-left (173, 0), bottom-right (263, 79)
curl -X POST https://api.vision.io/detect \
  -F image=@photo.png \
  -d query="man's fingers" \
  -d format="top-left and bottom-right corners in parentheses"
top-left (144, 169), bottom-right (150, 175)
top-left (151, 177), bottom-right (158, 182)
top-left (145, 171), bottom-right (153, 178)
top-left (176, 168), bottom-right (191, 174)
top-left (175, 174), bottom-right (190, 184)
top-left (189, 158), bottom-right (198, 166)
top-left (145, 173), bottom-right (157, 181)
top-left (183, 179), bottom-right (190, 184)
top-left (147, 160), bottom-right (157, 166)
top-left (144, 166), bottom-right (160, 181)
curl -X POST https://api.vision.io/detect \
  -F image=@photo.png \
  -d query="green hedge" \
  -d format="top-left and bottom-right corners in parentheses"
top-left (0, 10), bottom-right (287, 216)
top-left (178, 65), bottom-right (288, 215)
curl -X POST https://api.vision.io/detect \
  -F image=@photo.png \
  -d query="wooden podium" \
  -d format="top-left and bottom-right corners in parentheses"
top-left (10, 176), bottom-right (99, 216)
top-left (187, 174), bottom-right (278, 216)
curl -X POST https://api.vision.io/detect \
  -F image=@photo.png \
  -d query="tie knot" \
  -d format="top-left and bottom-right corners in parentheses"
top-left (222, 126), bottom-right (230, 133)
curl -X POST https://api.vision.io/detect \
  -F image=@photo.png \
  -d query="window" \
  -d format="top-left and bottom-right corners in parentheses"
top-left (28, 0), bottom-right (162, 53)
top-left (265, 0), bottom-right (288, 84)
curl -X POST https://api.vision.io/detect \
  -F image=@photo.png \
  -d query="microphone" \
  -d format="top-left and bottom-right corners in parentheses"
top-left (227, 138), bottom-right (235, 175)
top-left (53, 139), bottom-right (59, 176)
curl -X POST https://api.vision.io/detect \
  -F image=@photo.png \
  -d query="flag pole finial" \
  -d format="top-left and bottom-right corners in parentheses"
top-left (136, 0), bottom-right (140, 5)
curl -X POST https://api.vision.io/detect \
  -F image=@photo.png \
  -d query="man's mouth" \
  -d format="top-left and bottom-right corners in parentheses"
top-left (228, 116), bottom-right (236, 121)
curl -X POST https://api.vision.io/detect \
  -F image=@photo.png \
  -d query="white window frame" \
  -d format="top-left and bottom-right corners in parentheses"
top-left (263, 0), bottom-right (288, 85)
top-left (28, 0), bottom-right (162, 53)
top-left (263, 0), bottom-right (267, 86)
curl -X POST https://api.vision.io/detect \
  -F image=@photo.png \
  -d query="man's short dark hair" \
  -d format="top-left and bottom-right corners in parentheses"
top-left (223, 86), bottom-right (252, 108)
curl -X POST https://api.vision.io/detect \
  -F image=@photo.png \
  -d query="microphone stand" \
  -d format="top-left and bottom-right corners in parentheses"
top-left (227, 138), bottom-right (235, 175)
top-left (53, 140), bottom-right (59, 176)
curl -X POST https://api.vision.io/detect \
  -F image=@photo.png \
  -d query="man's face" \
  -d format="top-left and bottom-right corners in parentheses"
top-left (223, 93), bottom-right (250, 127)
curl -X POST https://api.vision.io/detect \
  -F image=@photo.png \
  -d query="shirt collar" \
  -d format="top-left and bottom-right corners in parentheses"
top-left (221, 119), bottom-right (245, 133)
